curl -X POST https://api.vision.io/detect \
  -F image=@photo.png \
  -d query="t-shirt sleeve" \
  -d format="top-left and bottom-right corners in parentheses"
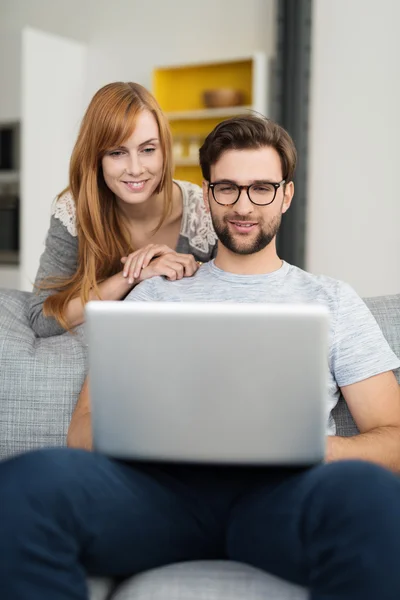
top-left (331, 282), bottom-right (400, 387)
top-left (124, 278), bottom-right (161, 302)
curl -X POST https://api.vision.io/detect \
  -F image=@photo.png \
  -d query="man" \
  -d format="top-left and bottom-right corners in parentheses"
top-left (2, 116), bottom-right (400, 600)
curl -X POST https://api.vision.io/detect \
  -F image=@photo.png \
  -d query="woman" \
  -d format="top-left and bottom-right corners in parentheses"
top-left (29, 82), bottom-right (217, 337)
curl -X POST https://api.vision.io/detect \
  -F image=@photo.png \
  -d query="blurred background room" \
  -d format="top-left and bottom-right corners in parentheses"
top-left (0, 0), bottom-right (399, 298)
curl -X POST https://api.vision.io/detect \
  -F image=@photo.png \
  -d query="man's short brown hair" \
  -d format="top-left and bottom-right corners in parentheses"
top-left (199, 114), bottom-right (297, 182)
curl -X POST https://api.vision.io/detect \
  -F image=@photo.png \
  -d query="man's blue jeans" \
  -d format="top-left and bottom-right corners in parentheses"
top-left (1, 447), bottom-right (400, 600)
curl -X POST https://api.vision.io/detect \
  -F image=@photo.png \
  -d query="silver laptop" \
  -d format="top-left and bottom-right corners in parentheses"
top-left (86, 301), bottom-right (329, 465)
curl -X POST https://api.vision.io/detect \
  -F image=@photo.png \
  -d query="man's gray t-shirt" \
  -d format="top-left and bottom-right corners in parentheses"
top-left (125, 260), bottom-right (400, 434)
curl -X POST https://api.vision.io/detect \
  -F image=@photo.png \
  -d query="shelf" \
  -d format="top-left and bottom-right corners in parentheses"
top-left (0, 250), bottom-right (19, 265)
top-left (155, 55), bottom-right (257, 71)
top-left (153, 54), bottom-right (267, 187)
top-left (165, 105), bottom-right (253, 121)
top-left (0, 171), bottom-right (19, 184)
top-left (174, 157), bottom-right (200, 167)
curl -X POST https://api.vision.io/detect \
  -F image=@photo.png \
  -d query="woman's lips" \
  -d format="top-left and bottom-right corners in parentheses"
top-left (122, 180), bottom-right (147, 192)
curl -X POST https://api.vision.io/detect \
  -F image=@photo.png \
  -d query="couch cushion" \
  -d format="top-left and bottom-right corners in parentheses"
top-left (109, 561), bottom-right (306, 600)
top-left (0, 288), bottom-right (87, 460)
top-left (88, 577), bottom-right (115, 600)
top-left (332, 293), bottom-right (400, 437)
top-left (364, 294), bottom-right (400, 374)
top-left (1, 289), bottom-right (399, 458)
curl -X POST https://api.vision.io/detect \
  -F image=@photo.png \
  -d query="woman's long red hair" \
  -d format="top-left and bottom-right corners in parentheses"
top-left (40, 82), bottom-right (173, 330)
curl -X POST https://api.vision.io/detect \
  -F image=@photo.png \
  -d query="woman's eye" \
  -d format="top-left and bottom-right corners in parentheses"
top-left (142, 147), bottom-right (156, 154)
top-left (109, 151), bottom-right (124, 157)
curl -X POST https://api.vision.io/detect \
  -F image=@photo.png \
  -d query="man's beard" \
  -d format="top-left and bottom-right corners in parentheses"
top-left (210, 212), bottom-right (282, 255)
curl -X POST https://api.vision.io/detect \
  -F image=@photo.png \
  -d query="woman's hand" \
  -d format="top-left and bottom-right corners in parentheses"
top-left (121, 244), bottom-right (199, 284)
top-left (140, 252), bottom-right (199, 282)
top-left (121, 244), bottom-right (175, 284)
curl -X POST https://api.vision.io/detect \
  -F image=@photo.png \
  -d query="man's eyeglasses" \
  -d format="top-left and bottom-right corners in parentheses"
top-left (208, 180), bottom-right (286, 206)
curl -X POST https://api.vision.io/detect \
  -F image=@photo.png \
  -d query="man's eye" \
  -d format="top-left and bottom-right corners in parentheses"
top-left (253, 185), bottom-right (273, 193)
top-left (218, 185), bottom-right (236, 193)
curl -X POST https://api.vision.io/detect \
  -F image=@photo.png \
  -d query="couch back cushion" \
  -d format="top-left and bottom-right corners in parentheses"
top-left (0, 289), bottom-right (399, 460)
top-left (0, 289), bottom-right (87, 459)
top-left (332, 293), bottom-right (400, 436)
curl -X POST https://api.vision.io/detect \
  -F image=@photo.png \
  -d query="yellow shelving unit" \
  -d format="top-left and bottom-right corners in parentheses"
top-left (153, 53), bottom-right (268, 185)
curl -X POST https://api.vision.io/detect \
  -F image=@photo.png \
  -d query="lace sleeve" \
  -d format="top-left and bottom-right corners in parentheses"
top-left (180, 182), bottom-right (217, 256)
top-left (51, 191), bottom-right (77, 237)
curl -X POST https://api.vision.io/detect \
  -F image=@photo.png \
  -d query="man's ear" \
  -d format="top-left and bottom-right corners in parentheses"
top-left (281, 181), bottom-right (294, 214)
top-left (202, 180), bottom-right (211, 213)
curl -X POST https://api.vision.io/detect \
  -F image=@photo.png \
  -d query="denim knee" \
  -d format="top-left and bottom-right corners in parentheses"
top-left (313, 459), bottom-right (396, 495)
top-left (0, 448), bottom-right (93, 529)
top-left (302, 460), bottom-right (400, 533)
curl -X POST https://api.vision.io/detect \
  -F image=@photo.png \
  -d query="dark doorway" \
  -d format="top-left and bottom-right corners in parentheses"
top-left (272, 0), bottom-right (313, 268)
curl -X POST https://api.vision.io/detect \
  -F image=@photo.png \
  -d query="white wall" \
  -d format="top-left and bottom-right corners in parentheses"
top-left (20, 28), bottom-right (87, 290)
top-left (83, 0), bottom-right (276, 102)
top-left (0, 28), bottom-right (21, 122)
top-left (0, 0), bottom-right (95, 43)
top-left (0, 0), bottom-right (276, 103)
top-left (307, 0), bottom-right (400, 297)
top-left (0, 266), bottom-right (20, 289)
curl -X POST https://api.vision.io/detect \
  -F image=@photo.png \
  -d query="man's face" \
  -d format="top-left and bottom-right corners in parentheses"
top-left (203, 147), bottom-right (293, 255)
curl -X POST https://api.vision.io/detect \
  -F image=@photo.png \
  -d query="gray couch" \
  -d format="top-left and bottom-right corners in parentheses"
top-left (1, 288), bottom-right (399, 600)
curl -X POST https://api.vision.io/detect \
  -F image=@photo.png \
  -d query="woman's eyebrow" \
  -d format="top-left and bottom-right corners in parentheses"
top-left (138, 138), bottom-right (159, 147)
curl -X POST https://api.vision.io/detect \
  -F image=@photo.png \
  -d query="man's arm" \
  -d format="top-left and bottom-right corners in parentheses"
top-left (327, 370), bottom-right (400, 472)
top-left (67, 376), bottom-right (92, 450)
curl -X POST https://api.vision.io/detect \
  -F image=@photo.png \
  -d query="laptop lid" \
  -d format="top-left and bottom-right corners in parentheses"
top-left (86, 301), bottom-right (329, 465)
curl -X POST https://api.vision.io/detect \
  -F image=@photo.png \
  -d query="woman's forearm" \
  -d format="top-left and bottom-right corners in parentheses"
top-left (64, 272), bottom-right (135, 328)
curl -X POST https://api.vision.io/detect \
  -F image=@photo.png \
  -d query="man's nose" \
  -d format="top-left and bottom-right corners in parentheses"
top-left (234, 188), bottom-right (254, 215)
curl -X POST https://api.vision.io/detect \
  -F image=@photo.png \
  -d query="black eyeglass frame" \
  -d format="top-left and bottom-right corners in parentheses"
top-left (208, 180), bottom-right (286, 206)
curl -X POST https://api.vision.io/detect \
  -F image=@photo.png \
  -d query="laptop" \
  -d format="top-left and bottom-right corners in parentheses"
top-left (86, 301), bottom-right (329, 465)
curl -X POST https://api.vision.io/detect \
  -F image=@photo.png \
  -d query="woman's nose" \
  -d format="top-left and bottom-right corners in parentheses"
top-left (125, 153), bottom-right (145, 176)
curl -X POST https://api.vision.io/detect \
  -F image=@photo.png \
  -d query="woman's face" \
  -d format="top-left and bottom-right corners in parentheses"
top-left (101, 109), bottom-right (164, 206)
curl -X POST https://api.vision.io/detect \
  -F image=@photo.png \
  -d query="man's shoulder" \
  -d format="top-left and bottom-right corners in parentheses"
top-left (125, 264), bottom-right (212, 302)
top-left (286, 264), bottom-right (362, 313)
top-left (125, 276), bottom-right (163, 302)
top-left (287, 264), bottom-right (342, 294)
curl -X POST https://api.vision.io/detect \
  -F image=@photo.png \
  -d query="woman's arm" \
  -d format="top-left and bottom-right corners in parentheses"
top-left (64, 245), bottom-right (199, 328)
top-left (63, 273), bottom-right (135, 329)
top-left (30, 190), bottom-right (201, 336)
top-left (29, 216), bottom-right (79, 337)
top-left (29, 215), bottom-right (135, 336)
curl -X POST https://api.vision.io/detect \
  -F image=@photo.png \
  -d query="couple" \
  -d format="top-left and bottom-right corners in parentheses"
top-left (2, 85), bottom-right (400, 600)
